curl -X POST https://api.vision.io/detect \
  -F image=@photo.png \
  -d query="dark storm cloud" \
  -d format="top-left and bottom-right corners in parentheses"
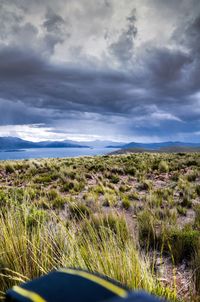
top-left (0, 0), bottom-right (200, 141)
top-left (0, 45), bottom-right (133, 117)
top-left (0, 42), bottom-right (196, 126)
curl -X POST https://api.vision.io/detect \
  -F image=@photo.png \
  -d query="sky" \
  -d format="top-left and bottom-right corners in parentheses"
top-left (0, 0), bottom-right (200, 142)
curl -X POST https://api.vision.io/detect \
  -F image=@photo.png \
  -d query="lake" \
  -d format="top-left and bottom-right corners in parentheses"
top-left (0, 148), bottom-right (119, 161)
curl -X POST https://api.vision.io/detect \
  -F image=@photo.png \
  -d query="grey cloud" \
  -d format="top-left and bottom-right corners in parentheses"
top-left (42, 10), bottom-right (70, 53)
top-left (109, 9), bottom-right (137, 64)
top-left (0, 0), bottom-right (200, 141)
top-left (43, 10), bottom-right (65, 33)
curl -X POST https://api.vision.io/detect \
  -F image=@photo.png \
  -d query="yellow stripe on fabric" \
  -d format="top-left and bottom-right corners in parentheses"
top-left (59, 268), bottom-right (128, 298)
top-left (12, 286), bottom-right (46, 302)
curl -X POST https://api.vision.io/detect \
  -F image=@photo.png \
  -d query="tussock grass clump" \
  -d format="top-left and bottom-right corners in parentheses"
top-left (137, 210), bottom-right (157, 247)
top-left (163, 227), bottom-right (199, 264)
top-left (138, 180), bottom-right (152, 191)
top-left (35, 174), bottom-right (53, 184)
top-left (187, 170), bottom-right (198, 182)
top-left (121, 196), bottom-right (131, 210)
top-left (69, 202), bottom-right (91, 220)
top-left (158, 161), bottom-right (169, 173)
top-left (5, 163), bottom-right (15, 174)
top-left (82, 212), bottom-right (131, 247)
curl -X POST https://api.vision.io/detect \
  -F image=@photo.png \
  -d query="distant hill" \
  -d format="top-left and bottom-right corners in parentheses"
top-left (0, 137), bottom-right (89, 150)
top-left (120, 141), bottom-right (200, 150)
top-left (110, 146), bottom-right (200, 155)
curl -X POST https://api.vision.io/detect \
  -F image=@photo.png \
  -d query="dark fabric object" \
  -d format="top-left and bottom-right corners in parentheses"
top-left (6, 269), bottom-right (165, 302)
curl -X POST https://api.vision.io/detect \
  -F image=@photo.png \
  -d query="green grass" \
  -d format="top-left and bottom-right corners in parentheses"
top-left (0, 206), bottom-right (175, 301)
top-left (0, 153), bottom-right (199, 300)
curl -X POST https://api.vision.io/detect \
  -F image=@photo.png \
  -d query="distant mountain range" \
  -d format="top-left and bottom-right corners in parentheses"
top-left (0, 137), bottom-right (125, 150)
top-left (0, 137), bottom-right (89, 150)
top-left (0, 137), bottom-right (200, 151)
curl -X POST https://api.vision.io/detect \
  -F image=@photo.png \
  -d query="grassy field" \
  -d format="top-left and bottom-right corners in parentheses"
top-left (0, 153), bottom-right (199, 301)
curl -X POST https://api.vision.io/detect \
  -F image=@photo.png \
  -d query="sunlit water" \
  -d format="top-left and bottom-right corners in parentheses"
top-left (0, 148), bottom-right (119, 161)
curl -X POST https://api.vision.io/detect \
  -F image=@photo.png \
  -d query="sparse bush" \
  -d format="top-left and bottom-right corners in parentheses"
top-left (121, 196), bottom-right (131, 210)
top-left (5, 163), bottom-right (15, 174)
top-left (158, 161), bottom-right (169, 173)
top-left (139, 180), bottom-right (152, 191)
